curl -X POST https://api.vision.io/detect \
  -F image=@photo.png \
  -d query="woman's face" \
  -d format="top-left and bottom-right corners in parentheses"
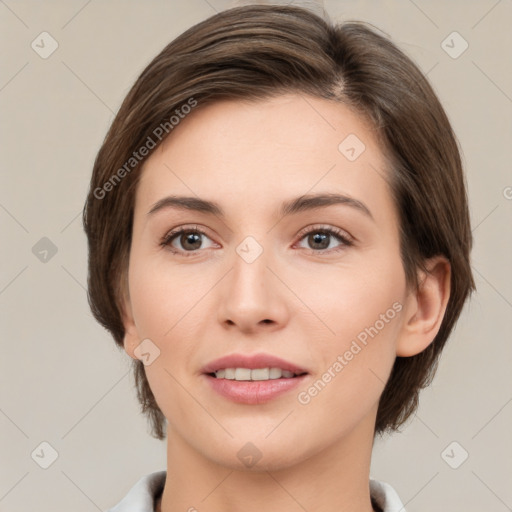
top-left (123, 93), bottom-right (412, 469)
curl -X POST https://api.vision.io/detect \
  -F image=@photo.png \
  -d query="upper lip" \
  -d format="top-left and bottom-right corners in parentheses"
top-left (202, 353), bottom-right (308, 374)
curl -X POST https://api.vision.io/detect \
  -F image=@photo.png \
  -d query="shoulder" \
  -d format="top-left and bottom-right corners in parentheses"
top-left (370, 478), bottom-right (406, 512)
top-left (105, 471), bottom-right (166, 512)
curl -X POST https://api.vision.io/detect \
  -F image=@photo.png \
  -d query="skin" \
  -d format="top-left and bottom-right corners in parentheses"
top-left (121, 93), bottom-right (451, 512)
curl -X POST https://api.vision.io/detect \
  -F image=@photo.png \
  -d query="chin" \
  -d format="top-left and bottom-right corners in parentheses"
top-left (200, 435), bottom-right (315, 473)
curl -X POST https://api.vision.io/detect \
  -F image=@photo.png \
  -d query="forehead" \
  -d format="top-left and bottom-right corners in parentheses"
top-left (134, 93), bottom-right (393, 222)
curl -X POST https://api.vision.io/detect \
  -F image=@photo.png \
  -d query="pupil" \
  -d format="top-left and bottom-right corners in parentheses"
top-left (310, 232), bottom-right (328, 249)
top-left (182, 232), bottom-right (201, 250)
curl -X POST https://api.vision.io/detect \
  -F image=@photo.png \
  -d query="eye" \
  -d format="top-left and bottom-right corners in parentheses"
top-left (160, 225), bottom-right (217, 257)
top-left (160, 224), bottom-right (354, 258)
top-left (295, 225), bottom-right (353, 253)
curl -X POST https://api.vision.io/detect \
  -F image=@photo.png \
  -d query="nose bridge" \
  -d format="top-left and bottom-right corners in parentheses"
top-left (217, 234), bottom-right (289, 331)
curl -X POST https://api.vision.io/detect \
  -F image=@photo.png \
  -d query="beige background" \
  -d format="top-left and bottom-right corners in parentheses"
top-left (1, 0), bottom-right (511, 510)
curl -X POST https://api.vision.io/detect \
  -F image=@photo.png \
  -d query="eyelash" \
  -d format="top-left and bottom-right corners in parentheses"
top-left (160, 224), bottom-right (354, 258)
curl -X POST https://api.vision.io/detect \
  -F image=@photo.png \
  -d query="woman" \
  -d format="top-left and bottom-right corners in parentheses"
top-left (83, 4), bottom-right (475, 511)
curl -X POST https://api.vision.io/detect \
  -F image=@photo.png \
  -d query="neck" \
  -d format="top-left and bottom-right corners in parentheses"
top-left (158, 411), bottom-right (378, 512)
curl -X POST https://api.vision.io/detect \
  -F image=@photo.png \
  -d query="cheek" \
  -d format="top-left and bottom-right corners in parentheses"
top-left (128, 250), bottom-right (208, 340)
top-left (295, 250), bottom-right (407, 415)
top-left (127, 255), bottom-right (209, 391)
top-left (299, 251), bottom-right (406, 345)
top-left (294, 268), bottom-right (405, 438)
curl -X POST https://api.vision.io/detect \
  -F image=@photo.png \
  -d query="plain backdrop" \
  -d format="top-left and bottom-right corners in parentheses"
top-left (1, 1), bottom-right (511, 511)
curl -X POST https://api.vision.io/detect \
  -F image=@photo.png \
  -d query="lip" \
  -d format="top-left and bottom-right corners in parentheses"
top-left (204, 373), bottom-right (308, 404)
top-left (201, 352), bottom-right (308, 374)
top-left (201, 352), bottom-right (309, 405)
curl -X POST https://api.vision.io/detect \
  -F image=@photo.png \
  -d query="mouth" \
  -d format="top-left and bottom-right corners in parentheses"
top-left (207, 367), bottom-right (308, 380)
top-left (201, 353), bottom-right (309, 404)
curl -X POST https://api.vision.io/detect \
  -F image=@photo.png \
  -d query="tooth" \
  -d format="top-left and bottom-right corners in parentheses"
top-left (224, 368), bottom-right (236, 379)
top-left (234, 368), bottom-right (252, 381)
top-left (215, 367), bottom-right (296, 381)
top-left (251, 368), bottom-right (270, 380)
top-left (269, 367), bottom-right (283, 379)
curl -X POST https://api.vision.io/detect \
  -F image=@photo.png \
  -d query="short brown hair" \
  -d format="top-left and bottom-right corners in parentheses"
top-left (83, 4), bottom-right (475, 440)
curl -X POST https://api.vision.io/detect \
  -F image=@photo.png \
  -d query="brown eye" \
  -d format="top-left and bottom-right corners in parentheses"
top-left (296, 226), bottom-right (353, 253)
top-left (160, 226), bottom-right (216, 257)
top-left (175, 231), bottom-right (203, 251)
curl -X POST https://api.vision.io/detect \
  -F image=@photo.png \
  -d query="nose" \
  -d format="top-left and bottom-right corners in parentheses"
top-left (217, 243), bottom-right (290, 334)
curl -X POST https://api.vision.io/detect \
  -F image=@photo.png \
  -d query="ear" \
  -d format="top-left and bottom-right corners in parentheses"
top-left (119, 280), bottom-right (140, 361)
top-left (396, 256), bottom-right (451, 357)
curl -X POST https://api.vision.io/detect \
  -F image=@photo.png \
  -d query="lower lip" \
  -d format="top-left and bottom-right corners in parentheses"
top-left (204, 374), bottom-right (308, 404)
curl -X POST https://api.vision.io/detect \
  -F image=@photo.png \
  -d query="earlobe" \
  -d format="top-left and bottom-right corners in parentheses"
top-left (396, 256), bottom-right (451, 357)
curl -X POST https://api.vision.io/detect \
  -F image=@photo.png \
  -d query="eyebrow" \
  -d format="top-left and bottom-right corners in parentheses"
top-left (147, 193), bottom-right (374, 221)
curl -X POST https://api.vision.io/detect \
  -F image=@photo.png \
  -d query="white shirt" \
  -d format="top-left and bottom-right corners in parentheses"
top-left (106, 471), bottom-right (406, 512)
